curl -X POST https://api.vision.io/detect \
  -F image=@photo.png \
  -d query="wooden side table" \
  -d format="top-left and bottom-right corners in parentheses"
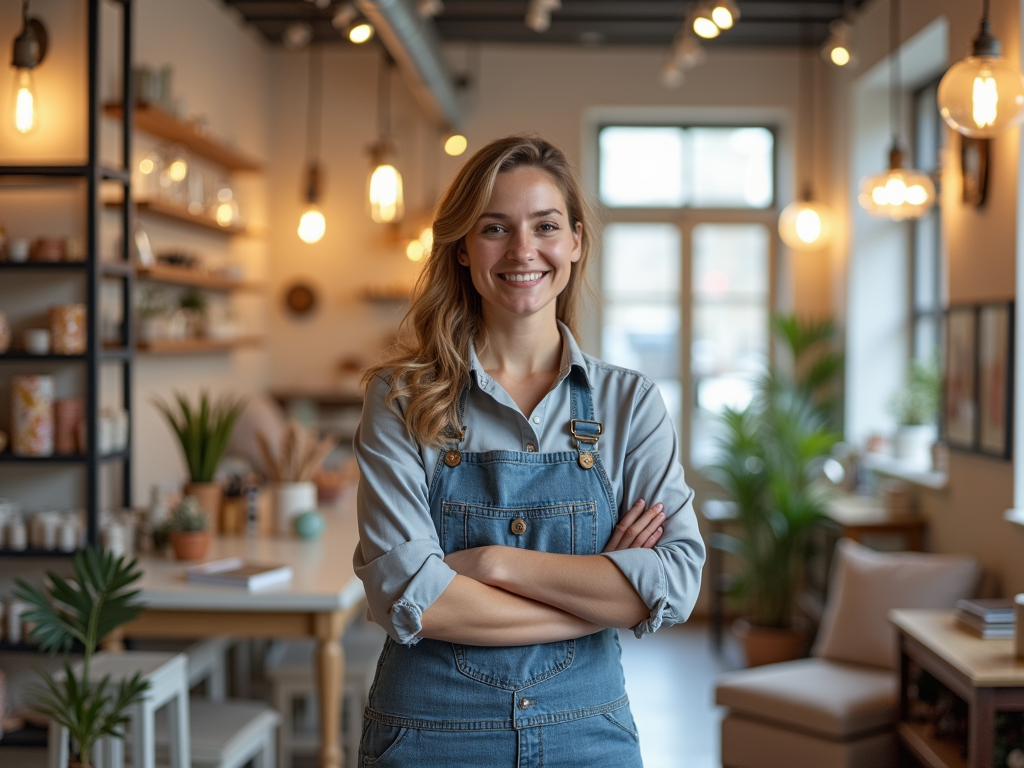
top-left (890, 609), bottom-right (1024, 768)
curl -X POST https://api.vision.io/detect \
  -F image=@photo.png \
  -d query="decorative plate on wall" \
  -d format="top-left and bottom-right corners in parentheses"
top-left (284, 281), bottom-right (318, 317)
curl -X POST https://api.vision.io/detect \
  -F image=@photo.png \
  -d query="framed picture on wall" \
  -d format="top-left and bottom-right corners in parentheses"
top-left (977, 302), bottom-right (1014, 458)
top-left (943, 306), bottom-right (978, 451)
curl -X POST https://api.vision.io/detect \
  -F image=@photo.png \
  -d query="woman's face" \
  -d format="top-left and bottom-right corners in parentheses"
top-left (458, 166), bottom-right (582, 327)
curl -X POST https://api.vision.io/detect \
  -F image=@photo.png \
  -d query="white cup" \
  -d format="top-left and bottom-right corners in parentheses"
top-left (24, 328), bottom-right (51, 354)
top-left (6, 599), bottom-right (27, 644)
top-left (8, 238), bottom-right (29, 262)
top-left (7, 518), bottom-right (27, 551)
top-left (59, 517), bottom-right (79, 552)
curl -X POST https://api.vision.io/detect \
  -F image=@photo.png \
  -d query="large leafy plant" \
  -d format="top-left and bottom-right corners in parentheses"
top-left (14, 548), bottom-right (150, 767)
top-left (707, 314), bottom-right (843, 629)
top-left (153, 390), bottom-right (246, 483)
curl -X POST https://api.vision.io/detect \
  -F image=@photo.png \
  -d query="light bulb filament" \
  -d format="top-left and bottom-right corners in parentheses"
top-left (794, 209), bottom-right (822, 244)
top-left (14, 69), bottom-right (35, 134)
top-left (830, 47), bottom-right (851, 67)
top-left (973, 75), bottom-right (999, 128)
top-left (369, 164), bottom-right (403, 223)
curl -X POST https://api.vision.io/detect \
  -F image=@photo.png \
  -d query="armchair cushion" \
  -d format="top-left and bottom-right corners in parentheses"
top-left (715, 657), bottom-right (897, 739)
top-left (811, 539), bottom-right (978, 669)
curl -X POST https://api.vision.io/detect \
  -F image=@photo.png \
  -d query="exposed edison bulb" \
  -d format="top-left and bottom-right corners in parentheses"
top-left (13, 68), bottom-right (37, 134)
top-left (167, 157), bottom-right (188, 182)
top-left (830, 46), bottom-right (851, 67)
top-left (444, 134), bottom-right (468, 156)
top-left (368, 163), bottom-right (404, 223)
top-left (349, 23), bottom-right (374, 43)
top-left (778, 200), bottom-right (832, 251)
top-left (139, 157), bottom-right (155, 174)
top-left (298, 205), bottom-right (326, 243)
top-left (859, 166), bottom-right (935, 220)
top-left (693, 16), bottom-right (719, 39)
top-left (406, 239), bottom-right (425, 261)
top-left (972, 75), bottom-right (999, 127)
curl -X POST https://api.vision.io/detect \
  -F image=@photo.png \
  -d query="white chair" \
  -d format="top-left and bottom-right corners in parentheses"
top-left (47, 651), bottom-right (191, 768)
top-left (265, 619), bottom-right (385, 768)
top-left (155, 698), bottom-right (279, 768)
top-left (129, 636), bottom-right (233, 701)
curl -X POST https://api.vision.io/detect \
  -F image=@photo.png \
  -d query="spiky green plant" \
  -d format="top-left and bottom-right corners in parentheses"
top-left (168, 495), bottom-right (209, 532)
top-left (153, 390), bottom-right (246, 483)
top-left (14, 548), bottom-right (150, 766)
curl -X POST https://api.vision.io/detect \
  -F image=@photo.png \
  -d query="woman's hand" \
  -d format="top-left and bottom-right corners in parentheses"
top-left (603, 499), bottom-right (664, 552)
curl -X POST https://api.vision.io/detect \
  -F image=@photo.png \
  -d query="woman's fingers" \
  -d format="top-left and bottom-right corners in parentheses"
top-left (605, 501), bottom-right (665, 551)
top-left (642, 526), bottom-right (664, 549)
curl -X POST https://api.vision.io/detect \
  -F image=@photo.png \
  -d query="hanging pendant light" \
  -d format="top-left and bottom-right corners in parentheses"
top-left (937, 0), bottom-right (1024, 137)
top-left (368, 57), bottom-right (404, 224)
top-left (710, 0), bottom-right (740, 31)
top-left (821, 19), bottom-right (856, 68)
top-left (692, 2), bottom-right (720, 39)
top-left (858, 0), bottom-right (935, 221)
top-left (298, 46), bottom-right (326, 243)
top-left (779, 24), bottom-right (832, 251)
top-left (9, 0), bottom-right (48, 134)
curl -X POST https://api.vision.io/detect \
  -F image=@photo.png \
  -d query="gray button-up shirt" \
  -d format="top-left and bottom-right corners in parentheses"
top-left (353, 324), bottom-right (706, 645)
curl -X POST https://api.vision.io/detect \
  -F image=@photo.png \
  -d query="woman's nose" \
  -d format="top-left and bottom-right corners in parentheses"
top-left (506, 229), bottom-right (535, 261)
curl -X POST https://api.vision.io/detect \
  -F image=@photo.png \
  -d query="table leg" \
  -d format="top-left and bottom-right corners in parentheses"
top-left (316, 611), bottom-right (345, 768)
top-left (968, 688), bottom-right (994, 768)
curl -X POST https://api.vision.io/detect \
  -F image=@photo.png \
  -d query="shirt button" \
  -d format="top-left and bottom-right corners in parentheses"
top-left (526, 444), bottom-right (536, 452)
top-left (532, 416), bottom-right (541, 424)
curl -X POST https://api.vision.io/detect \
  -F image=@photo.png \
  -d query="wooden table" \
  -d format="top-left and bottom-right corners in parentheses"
top-left (119, 491), bottom-right (365, 768)
top-left (891, 609), bottom-right (1024, 768)
top-left (823, 495), bottom-right (927, 551)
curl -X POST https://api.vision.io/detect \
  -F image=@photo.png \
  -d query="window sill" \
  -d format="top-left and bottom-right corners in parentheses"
top-left (1004, 509), bottom-right (1024, 528)
top-left (861, 452), bottom-right (948, 490)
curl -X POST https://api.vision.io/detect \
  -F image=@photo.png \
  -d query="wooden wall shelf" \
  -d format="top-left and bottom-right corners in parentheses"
top-left (104, 103), bottom-right (262, 172)
top-left (104, 198), bottom-right (247, 235)
top-left (136, 336), bottom-right (263, 355)
top-left (137, 264), bottom-right (262, 292)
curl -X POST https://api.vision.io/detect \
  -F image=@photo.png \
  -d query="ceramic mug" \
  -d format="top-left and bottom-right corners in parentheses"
top-left (23, 328), bottom-right (51, 355)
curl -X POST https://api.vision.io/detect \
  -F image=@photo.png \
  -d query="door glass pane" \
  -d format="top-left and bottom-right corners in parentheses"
top-left (599, 127), bottom-right (687, 208)
top-left (601, 223), bottom-right (683, 434)
top-left (690, 128), bottom-right (774, 208)
top-left (690, 223), bottom-right (770, 467)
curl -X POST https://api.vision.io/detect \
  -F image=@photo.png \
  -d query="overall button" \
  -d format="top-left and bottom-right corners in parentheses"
top-left (578, 452), bottom-right (594, 469)
top-left (526, 443), bottom-right (536, 452)
top-left (510, 518), bottom-right (527, 535)
top-left (444, 449), bottom-right (462, 467)
top-left (518, 697), bottom-right (535, 710)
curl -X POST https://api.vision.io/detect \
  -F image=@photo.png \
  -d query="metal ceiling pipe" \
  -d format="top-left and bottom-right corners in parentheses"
top-left (354, 0), bottom-right (464, 130)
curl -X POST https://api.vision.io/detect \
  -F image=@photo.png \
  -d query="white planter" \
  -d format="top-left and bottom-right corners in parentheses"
top-left (893, 424), bottom-right (938, 469)
top-left (272, 481), bottom-right (318, 536)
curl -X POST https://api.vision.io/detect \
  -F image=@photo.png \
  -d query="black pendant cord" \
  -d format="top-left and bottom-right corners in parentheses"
top-left (889, 0), bottom-right (901, 147)
top-left (306, 45), bottom-right (323, 166)
top-left (800, 18), bottom-right (815, 200)
top-left (377, 54), bottom-right (393, 143)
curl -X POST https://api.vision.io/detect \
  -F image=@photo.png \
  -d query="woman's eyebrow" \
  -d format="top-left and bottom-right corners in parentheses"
top-left (478, 208), bottom-right (564, 220)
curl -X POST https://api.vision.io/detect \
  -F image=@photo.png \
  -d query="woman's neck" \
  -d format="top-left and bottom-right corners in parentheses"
top-left (476, 310), bottom-right (563, 379)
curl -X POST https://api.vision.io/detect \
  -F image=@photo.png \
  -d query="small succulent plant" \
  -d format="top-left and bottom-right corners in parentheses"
top-left (168, 495), bottom-right (209, 533)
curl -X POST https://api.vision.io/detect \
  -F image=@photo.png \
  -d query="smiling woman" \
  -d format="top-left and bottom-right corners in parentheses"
top-left (352, 135), bottom-right (705, 767)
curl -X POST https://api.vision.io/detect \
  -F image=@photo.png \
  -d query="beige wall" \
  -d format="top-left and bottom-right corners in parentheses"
top-left (836, 0), bottom-right (1024, 593)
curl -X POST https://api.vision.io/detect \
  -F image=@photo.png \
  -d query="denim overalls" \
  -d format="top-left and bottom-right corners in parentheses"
top-left (360, 371), bottom-right (643, 767)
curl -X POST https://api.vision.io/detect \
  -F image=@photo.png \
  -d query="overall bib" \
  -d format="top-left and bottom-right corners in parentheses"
top-left (360, 371), bottom-right (644, 768)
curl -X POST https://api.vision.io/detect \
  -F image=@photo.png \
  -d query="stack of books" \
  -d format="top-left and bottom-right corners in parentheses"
top-left (955, 598), bottom-right (1016, 639)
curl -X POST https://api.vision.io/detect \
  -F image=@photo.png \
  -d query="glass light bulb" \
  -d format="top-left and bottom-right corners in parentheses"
top-left (349, 23), bottom-right (374, 43)
top-left (885, 177), bottom-right (907, 206)
top-left (13, 68), bottom-right (36, 134)
top-left (938, 55), bottom-right (1024, 137)
top-left (368, 163), bottom-right (404, 223)
top-left (693, 16), bottom-right (719, 39)
top-left (215, 202), bottom-right (236, 227)
top-left (859, 167), bottom-right (935, 220)
top-left (778, 200), bottom-right (832, 251)
top-left (406, 240), bottom-right (425, 261)
top-left (871, 185), bottom-right (888, 205)
top-left (906, 185), bottom-right (928, 206)
top-left (139, 157), bottom-right (155, 174)
top-left (831, 46), bottom-right (851, 67)
top-left (298, 206), bottom-right (326, 243)
top-left (711, 5), bottom-right (733, 29)
top-left (444, 134), bottom-right (468, 156)
top-left (168, 158), bottom-right (188, 182)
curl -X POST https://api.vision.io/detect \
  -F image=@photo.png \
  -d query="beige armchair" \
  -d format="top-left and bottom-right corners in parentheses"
top-left (715, 539), bottom-right (978, 768)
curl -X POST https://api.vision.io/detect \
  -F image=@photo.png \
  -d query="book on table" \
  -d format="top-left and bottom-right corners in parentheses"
top-left (185, 558), bottom-right (293, 591)
top-left (955, 597), bottom-right (1016, 624)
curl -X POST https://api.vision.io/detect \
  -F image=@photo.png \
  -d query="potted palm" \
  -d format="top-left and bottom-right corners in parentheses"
top-left (13, 548), bottom-right (149, 768)
top-left (707, 315), bottom-right (842, 667)
top-left (153, 390), bottom-right (246, 532)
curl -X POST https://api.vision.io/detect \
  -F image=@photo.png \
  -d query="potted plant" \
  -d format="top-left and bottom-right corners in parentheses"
top-left (257, 421), bottom-right (335, 536)
top-left (153, 390), bottom-right (246, 531)
top-left (707, 314), bottom-right (843, 667)
top-left (887, 358), bottom-right (940, 468)
top-left (166, 495), bottom-right (211, 560)
top-left (13, 548), bottom-right (149, 768)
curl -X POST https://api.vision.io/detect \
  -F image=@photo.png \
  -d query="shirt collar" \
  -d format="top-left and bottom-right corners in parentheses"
top-left (468, 321), bottom-right (591, 391)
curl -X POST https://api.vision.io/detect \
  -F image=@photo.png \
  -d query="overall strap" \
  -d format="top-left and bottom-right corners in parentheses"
top-left (568, 367), bottom-right (602, 469)
top-left (439, 385), bottom-right (469, 469)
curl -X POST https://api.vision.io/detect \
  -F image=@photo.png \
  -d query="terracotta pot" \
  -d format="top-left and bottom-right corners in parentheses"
top-left (733, 618), bottom-right (810, 668)
top-left (170, 530), bottom-right (211, 561)
top-left (183, 482), bottom-right (222, 532)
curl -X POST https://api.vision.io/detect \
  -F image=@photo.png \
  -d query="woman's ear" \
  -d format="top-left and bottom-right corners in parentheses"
top-left (457, 244), bottom-right (469, 267)
top-left (570, 222), bottom-right (583, 263)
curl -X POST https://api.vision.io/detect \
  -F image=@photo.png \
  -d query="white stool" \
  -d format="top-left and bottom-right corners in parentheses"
top-left (47, 651), bottom-right (191, 768)
top-left (130, 636), bottom-right (233, 701)
top-left (156, 698), bottom-right (280, 768)
top-left (265, 620), bottom-right (385, 768)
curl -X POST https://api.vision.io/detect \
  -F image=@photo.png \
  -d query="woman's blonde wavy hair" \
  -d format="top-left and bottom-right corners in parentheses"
top-left (363, 134), bottom-right (596, 448)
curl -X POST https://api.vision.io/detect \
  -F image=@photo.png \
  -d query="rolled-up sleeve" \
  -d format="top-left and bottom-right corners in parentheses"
top-left (352, 375), bottom-right (456, 645)
top-left (601, 380), bottom-right (706, 637)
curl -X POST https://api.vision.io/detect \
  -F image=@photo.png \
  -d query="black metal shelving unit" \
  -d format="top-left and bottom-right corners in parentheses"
top-left (0, 0), bottom-right (134, 550)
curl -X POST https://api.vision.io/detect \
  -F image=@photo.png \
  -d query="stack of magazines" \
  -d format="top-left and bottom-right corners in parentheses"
top-left (955, 598), bottom-right (1016, 639)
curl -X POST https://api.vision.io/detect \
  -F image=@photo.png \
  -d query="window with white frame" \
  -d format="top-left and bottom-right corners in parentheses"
top-left (597, 125), bottom-right (775, 469)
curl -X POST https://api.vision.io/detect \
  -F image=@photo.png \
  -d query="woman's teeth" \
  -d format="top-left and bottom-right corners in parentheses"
top-left (501, 272), bottom-right (544, 282)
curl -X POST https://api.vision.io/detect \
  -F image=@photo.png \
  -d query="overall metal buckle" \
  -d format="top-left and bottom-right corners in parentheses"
top-left (570, 419), bottom-right (602, 469)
